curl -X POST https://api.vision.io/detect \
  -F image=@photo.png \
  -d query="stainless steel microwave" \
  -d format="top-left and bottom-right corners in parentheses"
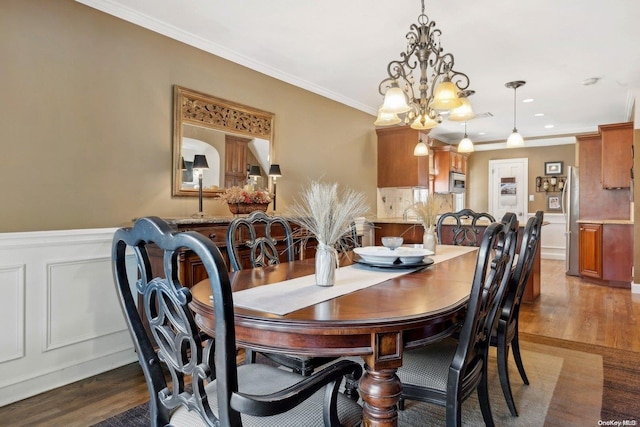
top-left (450, 172), bottom-right (466, 193)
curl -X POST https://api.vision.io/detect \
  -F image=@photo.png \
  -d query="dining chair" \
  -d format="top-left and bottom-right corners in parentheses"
top-left (492, 210), bottom-right (544, 416)
top-left (226, 211), bottom-right (337, 376)
top-left (226, 210), bottom-right (295, 272)
top-left (396, 218), bottom-right (518, 427)
top-left (436, 209), bottom-right (496, 246)
top-left (112, 216), bottom-right (363, 426)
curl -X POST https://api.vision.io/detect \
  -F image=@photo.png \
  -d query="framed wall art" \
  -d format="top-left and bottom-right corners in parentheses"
top-left (545, 161), bottom-right (563, 175)
top-left (547, 195), bottom-right (562, 211)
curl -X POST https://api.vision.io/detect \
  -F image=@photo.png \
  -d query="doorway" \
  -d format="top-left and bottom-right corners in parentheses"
top-left (488, 158), bottom-right (529, 224)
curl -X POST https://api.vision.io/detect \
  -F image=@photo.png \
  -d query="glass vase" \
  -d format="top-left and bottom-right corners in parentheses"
top-left (423, 226), bottom-right (437, 254)
top-left (315, 244), bottom-right (337, 287)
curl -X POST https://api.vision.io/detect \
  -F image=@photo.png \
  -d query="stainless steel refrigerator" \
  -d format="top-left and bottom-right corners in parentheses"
top-left (562, 166), bottom-right (580, 275)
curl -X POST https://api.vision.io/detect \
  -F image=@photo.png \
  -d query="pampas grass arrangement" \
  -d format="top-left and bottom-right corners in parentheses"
top-left (406, 193), bottom-right (444, 230)
top-left (288, 181), bottom-right (369, 286)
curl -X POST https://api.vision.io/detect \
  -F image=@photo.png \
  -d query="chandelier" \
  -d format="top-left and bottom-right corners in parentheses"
top-left (374, 0), bottom-right (473, 130)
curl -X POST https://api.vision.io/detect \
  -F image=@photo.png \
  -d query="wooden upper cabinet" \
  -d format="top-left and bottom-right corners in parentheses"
top-left (599, 122), bottom-right (633, 189)
top-left (376, 127), bottom-right (430, 188)
top-left (431, 146), bottom-right (468, 193)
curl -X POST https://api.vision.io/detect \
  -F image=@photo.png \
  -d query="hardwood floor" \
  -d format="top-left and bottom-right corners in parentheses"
top-left (1, 259), bottom-right (639, 425)
top-left (519, 259), bottom-right (640, 352)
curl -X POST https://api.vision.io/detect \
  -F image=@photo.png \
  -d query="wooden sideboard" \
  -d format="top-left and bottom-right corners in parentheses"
top-left (145, 217), bottom-right (317, 288)
top-left (374, 220), bottom-right (541, 302)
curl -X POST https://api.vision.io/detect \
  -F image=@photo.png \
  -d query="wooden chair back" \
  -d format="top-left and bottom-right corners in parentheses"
top-left (436, 209), bottom-right (496, 246)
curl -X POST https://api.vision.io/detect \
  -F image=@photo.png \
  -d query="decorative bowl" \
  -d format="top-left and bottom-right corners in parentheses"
top-left (381, 236), bottom-right (404, 250)
top-left (353, 246), bottom-right (399, 265)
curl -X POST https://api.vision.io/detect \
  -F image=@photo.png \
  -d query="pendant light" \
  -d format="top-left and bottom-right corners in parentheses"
top-left (413, 137), bottom-right (430, 156)
top-left (505, 80), bottom-right (526, 148)
top-left (458, 122), bottom-right (474, 153)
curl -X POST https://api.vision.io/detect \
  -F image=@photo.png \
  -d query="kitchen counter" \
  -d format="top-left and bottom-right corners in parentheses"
top-left (577, 219), bottom-right (633, 225)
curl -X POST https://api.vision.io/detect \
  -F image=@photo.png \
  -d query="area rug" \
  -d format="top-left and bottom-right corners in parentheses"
top-left (94, 335), bottom-right (638, 426)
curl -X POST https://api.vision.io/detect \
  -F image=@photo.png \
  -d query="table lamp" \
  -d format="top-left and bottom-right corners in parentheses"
top-left (193, 154), bottom-right (209, 217)
top-left (268, 164), bottom-right (282, 211)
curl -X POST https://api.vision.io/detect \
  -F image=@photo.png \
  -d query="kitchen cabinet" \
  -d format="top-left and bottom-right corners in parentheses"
top-left (579, 221), bottom-right (633, 286)
top-left (376, 127), bottom-right (431, 188)
top-left (577, 133), bottom-right (631, 220)
top-left (599, 122), bottom-right (633, 189)
top-left (602, 224), bottom-right (633, 285)
top-left (578, 223), bottom-right (602, 279)
top-left (432, 146), bottom-right (468, 193)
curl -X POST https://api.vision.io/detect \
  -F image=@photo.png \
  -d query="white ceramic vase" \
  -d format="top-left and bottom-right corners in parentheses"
top-left (423, 225), bottom-right (437, 254)
top-left (315, 244), bottom-right (338, 287)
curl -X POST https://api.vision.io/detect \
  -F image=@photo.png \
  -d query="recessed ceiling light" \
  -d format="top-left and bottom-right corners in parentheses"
top-left (534, 113), bottom-right (545, 117)
top-left (522, 98), bottom-right (534, 103)
top-left (478, 132), bottom-right (486, 135)
top-left (544, 124), bottom-right (554, 129)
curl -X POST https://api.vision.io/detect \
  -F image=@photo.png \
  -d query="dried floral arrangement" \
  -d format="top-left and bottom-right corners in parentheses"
top-left (220, 186), bottom-right (271, 204)
top-left (287, 181), bottom-right (369, 248)
top-left (406, 193), bottom-right (444, 229)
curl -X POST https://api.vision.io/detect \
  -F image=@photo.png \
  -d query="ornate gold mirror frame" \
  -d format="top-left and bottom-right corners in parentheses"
top-left (172, 85), bottom-right (275, 197)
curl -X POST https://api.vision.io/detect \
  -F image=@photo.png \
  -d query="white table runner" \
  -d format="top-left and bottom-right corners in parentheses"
top-left (232, 245), bottom-right (478, 316)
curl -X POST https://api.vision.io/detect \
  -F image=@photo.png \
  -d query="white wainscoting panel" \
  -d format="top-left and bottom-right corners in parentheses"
top-left (539, 212), bottom-right (566, 260)
top-left (0, 228), bottom-right (137, 406)
top-left (0, 265), bottom-right (25, 363)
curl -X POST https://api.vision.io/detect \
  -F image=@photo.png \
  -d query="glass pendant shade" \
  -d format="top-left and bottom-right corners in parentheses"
top-left (506, 130), bottom-right (525, 148)
top-left (410, 114), bottom-right (438, 130)
top-left (374, 108), bottom-right (401, 126)
top-left (380, 85), bottom-right (411, 114)
top-left (413, 140), bottom-right (430, 156)
top-left (448, 97), bottom-right (476, 121)
top-left (458, 136), bottom-right (474, 153)
top-left (429, 80), bottom-right (462, 110)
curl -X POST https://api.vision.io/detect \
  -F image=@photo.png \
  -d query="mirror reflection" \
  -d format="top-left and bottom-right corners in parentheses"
top-left (172, 86), bottom-right (275, 197)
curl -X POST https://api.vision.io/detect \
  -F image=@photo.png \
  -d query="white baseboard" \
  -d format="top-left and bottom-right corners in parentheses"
top-left (632, 282), bottom-right (640, 294)
top-left (0, 348), bottom-right (137, 407)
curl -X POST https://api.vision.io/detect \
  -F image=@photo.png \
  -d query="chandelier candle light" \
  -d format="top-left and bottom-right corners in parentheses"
top-left (374, 0), bottom-right (473, 133)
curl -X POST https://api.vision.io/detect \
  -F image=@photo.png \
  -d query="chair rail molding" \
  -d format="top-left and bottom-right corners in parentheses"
top-left (0, 227), bottom-right (136, 406)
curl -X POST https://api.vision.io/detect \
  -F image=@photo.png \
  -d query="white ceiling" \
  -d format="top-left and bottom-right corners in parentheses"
top-left (77, 0), bottom-right (640, 146)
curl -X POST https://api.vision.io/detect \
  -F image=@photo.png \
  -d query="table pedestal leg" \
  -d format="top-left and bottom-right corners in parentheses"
top-left (358, 365), bottom-right (402, 427)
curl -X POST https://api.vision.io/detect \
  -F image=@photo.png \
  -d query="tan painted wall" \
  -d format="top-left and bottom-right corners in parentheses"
top-left (0, 0), bottom-right (377, 232)
top-left (466, 144), bottom-right (576, 212)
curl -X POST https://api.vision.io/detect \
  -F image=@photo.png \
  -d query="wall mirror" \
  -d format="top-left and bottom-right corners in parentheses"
top-left (172, 85), bottom-right (275, 197)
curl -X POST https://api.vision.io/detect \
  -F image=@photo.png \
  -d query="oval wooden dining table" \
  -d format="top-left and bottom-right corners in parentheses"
top-left (189, 247), bottom-right (478, 427)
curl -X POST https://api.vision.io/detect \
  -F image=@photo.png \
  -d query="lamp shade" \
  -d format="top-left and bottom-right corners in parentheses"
top-left (180, 157), bottom-right (187, 170)
top-left (268, 164), bottom-right (282, 177)
top-left (248, 165), bottom-right (261, 177)
top-left (429, 80), bottom-right (462, 110)
top-left (448, 97), bottom-right (476, 122)
top-left (380, 84), bottom-right (411, 114)
top-left (410, 114), bottom-right (438, 130)
top-left (458, 136), bottom-right (474, 153)
top-left (413, 140), bottom-right (430, 156)
top-left (374, 108), bottom-right (401, 126)
top-left (193, 154), bottom-right (209, 170)
top-left (506, 131), bottom-right (524, 148)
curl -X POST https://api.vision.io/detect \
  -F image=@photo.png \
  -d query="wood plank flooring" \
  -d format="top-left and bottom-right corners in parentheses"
top-left (519, 259), bottom-right (640, 352)
top-left (1, 259), bottom-right (639, 425)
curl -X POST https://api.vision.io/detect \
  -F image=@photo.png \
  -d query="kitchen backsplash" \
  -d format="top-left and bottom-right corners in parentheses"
top-left (377, 187), bottom-right (428, 219)
top-left (377, 188), bottom-right (455, 219)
